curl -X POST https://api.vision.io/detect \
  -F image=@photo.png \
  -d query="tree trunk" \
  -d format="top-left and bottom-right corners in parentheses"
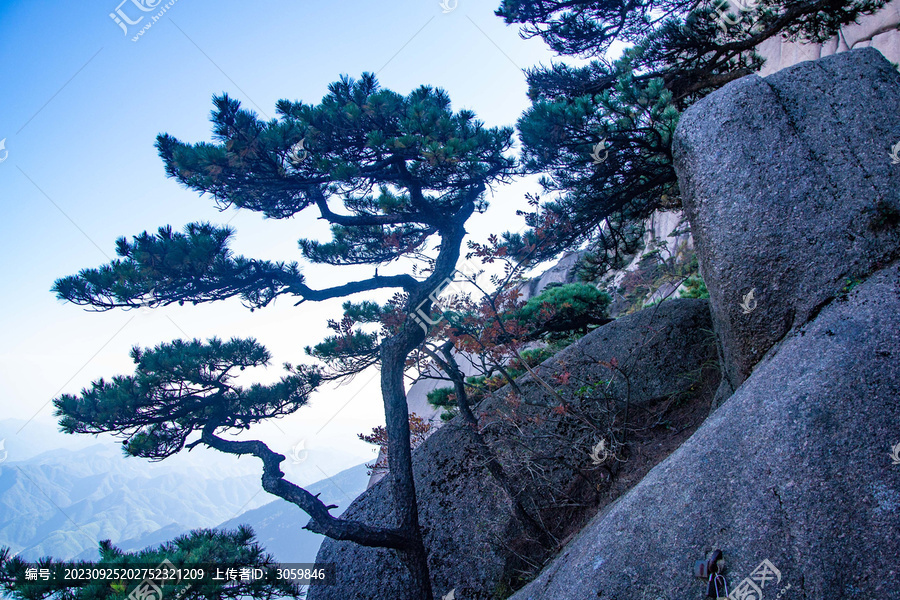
top-left (376, 199), bottom-right (476, 600)
top-left (381, 335), bottom-right (434, 600)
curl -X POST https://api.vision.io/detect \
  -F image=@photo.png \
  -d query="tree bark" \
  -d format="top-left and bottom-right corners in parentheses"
top-left (199, 424), bottom-right (409, 549)
top-left (381, 336), bottom-right (433, 600)
top-left (376, 196), bottom-right (478, 600)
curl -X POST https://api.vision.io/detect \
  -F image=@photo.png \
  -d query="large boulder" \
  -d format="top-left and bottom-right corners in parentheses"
top-left (309, 299), bottom-right (719, 600)
top-left (509, 261), bottom-right (900, 600)
top-left (673, 47), bottom-right (900, 398)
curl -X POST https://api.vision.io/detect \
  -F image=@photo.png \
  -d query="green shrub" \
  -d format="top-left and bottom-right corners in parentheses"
top-left (426, 386), bottom-right (459, 421)
top-left (679, 274), bottom-right (709, 299)
top-left (426, 386), bottom-right (456, 408)
top-left (515, 283), bottom-right (612, 333)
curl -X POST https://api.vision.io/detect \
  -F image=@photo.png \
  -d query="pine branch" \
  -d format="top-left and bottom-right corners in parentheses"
top-left (200, 423), bottom-right (409, 550)
top-left (292, 273), bottom-right (417, 303)
top-left (53, 338), bottom-right (321, 460)
top-left (52, 223), bottom-right (304, 311)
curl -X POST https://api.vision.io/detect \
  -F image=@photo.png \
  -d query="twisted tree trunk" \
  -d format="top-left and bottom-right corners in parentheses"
top-left (376, 196), bottom-right (480, 599)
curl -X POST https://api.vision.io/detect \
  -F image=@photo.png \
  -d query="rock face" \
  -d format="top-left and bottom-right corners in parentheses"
top-left (507, 49), bottom-right (900, 600)
top-left (509, 263), bottom-right (900, 600)
top-left (673, 47), bottom-right (900, 396)
top-left (517, 250), bottom-right (586, 301)
top-left (309, 299), bottom-right (718, 600)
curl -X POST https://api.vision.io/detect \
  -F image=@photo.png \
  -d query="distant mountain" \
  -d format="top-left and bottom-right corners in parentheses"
top-left (214, 462), bottom-right (370, 563)
top-left (0, 418), bottom-right (370, 563)
top-left (0, 441), bottom-right (269, 560)
top-left (0, 419), bottom-right (98, 462)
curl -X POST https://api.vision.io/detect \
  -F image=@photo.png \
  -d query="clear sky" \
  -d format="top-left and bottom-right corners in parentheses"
top-left (0, 0), bottom-right (570, 484)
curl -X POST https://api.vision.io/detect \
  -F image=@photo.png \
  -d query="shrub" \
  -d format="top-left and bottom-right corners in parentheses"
top-left (515, 283), bottom-right (612, 333)
top-left (426, 387), bottom-right (460, 422)
top-left (679, 274), bottom-right (709, 299)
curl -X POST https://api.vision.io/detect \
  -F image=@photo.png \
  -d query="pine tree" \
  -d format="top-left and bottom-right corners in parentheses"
top-left (50, 73), bottom-right (516, 600)
top-left (495, 0), bottom-right (888, 268)
top-left (514, 282), bottom-right (612, 333)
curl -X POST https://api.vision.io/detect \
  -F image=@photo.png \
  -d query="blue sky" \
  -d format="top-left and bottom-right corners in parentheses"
top-left (0, 0), bottom-right (570, 482)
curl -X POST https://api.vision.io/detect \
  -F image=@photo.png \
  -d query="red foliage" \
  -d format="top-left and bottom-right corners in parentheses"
top-left (554, 370), bottom-right (572, 386)
top-left (358, 413), bottom-right (435, 476)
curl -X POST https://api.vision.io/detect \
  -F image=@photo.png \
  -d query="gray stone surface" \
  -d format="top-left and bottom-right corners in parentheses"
top-left (674, 47), bottom-right (900, 394)
top-left (518, 250), bottom-right (586, 301)
top-left (509, 262), bottom-right (900, 600)
top-left (309, 299), bottom-right (718, 600)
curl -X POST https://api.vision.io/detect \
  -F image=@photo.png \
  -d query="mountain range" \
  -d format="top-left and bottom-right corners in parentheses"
top-left (0, 419), bottom-right (369, 563)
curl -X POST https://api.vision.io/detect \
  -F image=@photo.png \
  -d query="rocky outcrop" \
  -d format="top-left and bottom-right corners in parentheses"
top-left (517, 250), bottom-right (586, 301)
top-left (510, 262), bottom-right (900, 600)
top-left (310, 299), bottom-right (719, 600)
top-left (674, 47), bottom-right (900, 397)
top-left (507, 48), bottom-right (900, 600)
